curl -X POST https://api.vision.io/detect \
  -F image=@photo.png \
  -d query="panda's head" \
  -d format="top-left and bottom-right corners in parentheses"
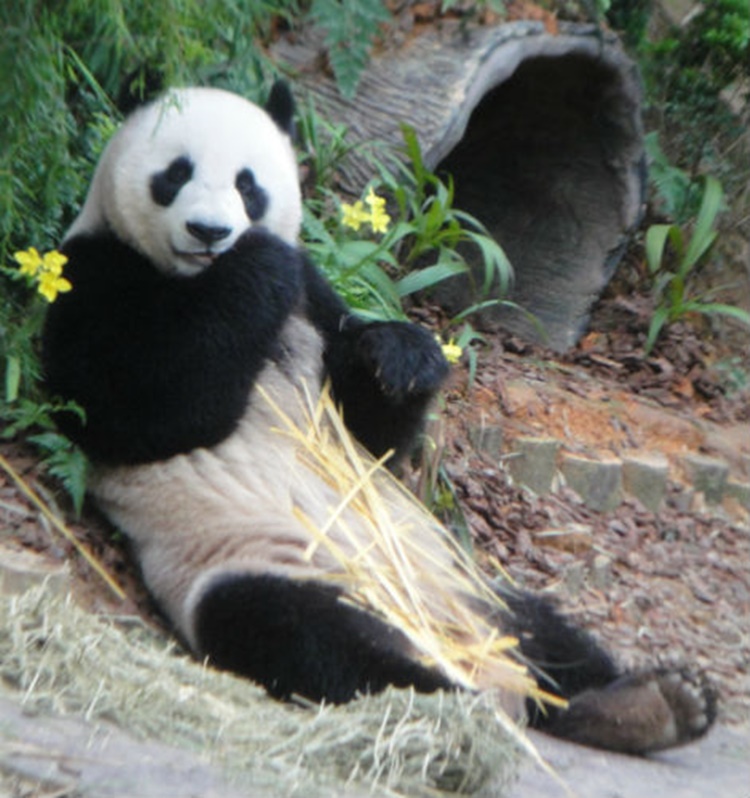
top-left (67, 83), bottom-right (301, 276)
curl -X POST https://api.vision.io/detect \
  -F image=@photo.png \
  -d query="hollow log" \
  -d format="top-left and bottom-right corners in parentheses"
top-left (274, 20), bottom-right (645, 351)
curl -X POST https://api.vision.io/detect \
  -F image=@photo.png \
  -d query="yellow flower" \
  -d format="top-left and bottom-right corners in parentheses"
top-left (365, 187), bottom-right (391, 234)
top-left (364, 187), bottom-right (386, 213)
top-left (41, 249), bottom-right (68, 275)
top-left (441, 338), bottom-right (463, 365)
top-left (341, 200), bottom-right (370, 231)
top-left (341, 188), bottom-right (391, 234)
top-left (13, 247), bottom-right (71, 302)
top-left (37, 270), bottom-right (72, 302)
top-left (14, 247), bottom-right (44, 277)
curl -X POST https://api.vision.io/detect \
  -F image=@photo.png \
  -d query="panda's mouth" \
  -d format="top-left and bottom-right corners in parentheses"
top-left (173, 249), bottom-right (219, 269)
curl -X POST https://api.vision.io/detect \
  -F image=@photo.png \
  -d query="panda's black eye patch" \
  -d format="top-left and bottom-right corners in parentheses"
top-left (236, 168), bottom-right (268, 221)
top-left (150, 156), bottom-right (194, 207)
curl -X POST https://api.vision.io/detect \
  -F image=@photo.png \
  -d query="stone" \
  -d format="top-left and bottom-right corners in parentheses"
top-left (0, 545), bottom-right (70, 597)
top-left (622, 452), bottom-right (669, 512)
top-left (560, 452), bottom-right (622, 512)
top-left (681, 454), bottom-right (729, 505)
top-left (725, 478), bottom-right (750, 510)
top-left (468, 424), bottom-right (504, 460)
top-left (590, 553), bottom-right (613, 591)
top-left (508, 437), bottom-right (561, 496)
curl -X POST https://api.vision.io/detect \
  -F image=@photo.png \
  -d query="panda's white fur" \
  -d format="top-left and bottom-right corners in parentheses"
top-left (68, 88), bottom-right (302, 274)
top-left (42, 83), bottom-right (717, 751)
top-left (89, 316), bottom-right (325, 648)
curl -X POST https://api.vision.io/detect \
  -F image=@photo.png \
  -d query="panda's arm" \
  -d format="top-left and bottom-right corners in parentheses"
top-left (301, 257), bottom-right (449, 463)
top-left (42, 231), bottom-right (303, 465)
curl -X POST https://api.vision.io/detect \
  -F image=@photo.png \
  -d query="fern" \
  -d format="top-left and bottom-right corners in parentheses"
top-left (309, 0), bottom-right (391, 98)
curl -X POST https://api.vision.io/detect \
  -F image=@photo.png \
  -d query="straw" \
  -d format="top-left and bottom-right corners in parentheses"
top-left (0, 452), bottom-right (125, 600)
top-left (259, 383), bottom-right (556, 707)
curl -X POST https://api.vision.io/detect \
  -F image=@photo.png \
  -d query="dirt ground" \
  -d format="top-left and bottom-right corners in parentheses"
top-left (1, 254), bottom-right (749, 737)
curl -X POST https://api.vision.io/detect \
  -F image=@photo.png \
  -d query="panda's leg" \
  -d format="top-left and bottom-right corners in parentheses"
top-left (501, 590), bottom-right (717, 754)
top-left (192, 572), bottom-right (453, 704)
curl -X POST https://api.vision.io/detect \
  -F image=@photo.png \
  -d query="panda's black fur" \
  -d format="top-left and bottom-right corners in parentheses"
top-left (42, 82), bottom-right (716, 754)
top-left (44, 230), bottom-right (442, 467)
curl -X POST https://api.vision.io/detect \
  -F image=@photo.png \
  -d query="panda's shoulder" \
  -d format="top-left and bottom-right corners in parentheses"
top-left (62, 232), bottom-right (156, 289)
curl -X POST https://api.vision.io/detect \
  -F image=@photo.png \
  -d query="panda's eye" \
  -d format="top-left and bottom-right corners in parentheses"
top-left (150, 156), bottom-right (194, 207)
top-left (236, 168), bottom-right (268, 221)
top-left (165, 157), bottom-right (193, 185)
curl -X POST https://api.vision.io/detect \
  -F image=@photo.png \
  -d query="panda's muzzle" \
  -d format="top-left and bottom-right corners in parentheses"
top-left (186, 221), bottom-right (232, 245)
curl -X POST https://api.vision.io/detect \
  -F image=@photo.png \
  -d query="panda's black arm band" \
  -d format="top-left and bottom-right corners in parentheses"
top-left (300, 255), bottom-right (362, 339)
top-left (300, 254), bottom-right (448, 463)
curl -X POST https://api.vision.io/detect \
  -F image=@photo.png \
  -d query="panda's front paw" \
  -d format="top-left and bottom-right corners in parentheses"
top-left (356, 322), bottom-right (449, 402)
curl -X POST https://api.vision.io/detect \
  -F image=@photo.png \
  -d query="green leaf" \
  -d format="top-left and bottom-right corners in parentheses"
top-left (5, 356), bottom-right (21, 403)
top-left (28, 431), bottom-right (89, 516)
top-left (309, 0), bottom-right (391, 98)
top-left (462, 229), bottom-right (514, 296)
top-left (692, 302), bottom-right (750, 325)
top-left (645, 305), bottom-right (671, 353)
top-left (399, 124), bottom-right (427, 198)
top-left (646, 222), bottom-right (687, 276)
top-left (682, 175), bottom-right (723, 273)
top-left (645, 224), bottom-right (674, 275)
top-left (395, 260), bottom-right (466, 297)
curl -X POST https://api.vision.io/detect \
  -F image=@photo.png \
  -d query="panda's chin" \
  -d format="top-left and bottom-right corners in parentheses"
top-left (171, 250), bottom-right (218, 275)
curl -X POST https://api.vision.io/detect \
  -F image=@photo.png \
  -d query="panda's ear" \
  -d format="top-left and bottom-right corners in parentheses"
top-left (265, 80), bottom-right (296, 139)
top-left (117, 66), bottom-right (165, 115)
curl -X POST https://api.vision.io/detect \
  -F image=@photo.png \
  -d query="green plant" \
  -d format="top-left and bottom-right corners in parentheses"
top-left (297, 99), bottom-right (367, 195)
top-left (1, 249), bottom-right (89, 513)
top-left (303, 124), bottom-right (514, 321)
top-left (640, 0), bottom-right (748, 179)
top-left (644, 132), bottom-right (702, 224)
top-left (606, 0), bottom-right (651, 47)
top-left (644, 175), bottom-right (750, 352)
top-left (380, 126), bottom-right (513, 301)
top-left (308, 0), bottom-right (391, 99)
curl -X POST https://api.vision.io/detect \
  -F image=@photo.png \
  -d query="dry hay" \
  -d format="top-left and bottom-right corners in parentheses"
top-left (0, 584), bottom-right (520, 796)
top-left (264, 383), bottom-right (551, 707)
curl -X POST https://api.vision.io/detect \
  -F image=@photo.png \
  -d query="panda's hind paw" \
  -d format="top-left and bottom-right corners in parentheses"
top-left (549, 667), bottom-right (717, 754)
top-left (654, 667), bottom-right (717, 744)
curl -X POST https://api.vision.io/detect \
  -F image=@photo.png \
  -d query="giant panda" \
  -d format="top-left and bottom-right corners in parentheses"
top-left (42, 82), bottom-right (716, 755)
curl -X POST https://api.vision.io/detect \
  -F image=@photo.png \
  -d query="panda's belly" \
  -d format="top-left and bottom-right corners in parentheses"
top-left (90, 313), bottom-right (458, 652)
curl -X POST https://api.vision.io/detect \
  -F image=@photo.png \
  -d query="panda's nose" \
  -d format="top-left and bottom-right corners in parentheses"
top-left (186, 221), bottom-right (232, 245)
